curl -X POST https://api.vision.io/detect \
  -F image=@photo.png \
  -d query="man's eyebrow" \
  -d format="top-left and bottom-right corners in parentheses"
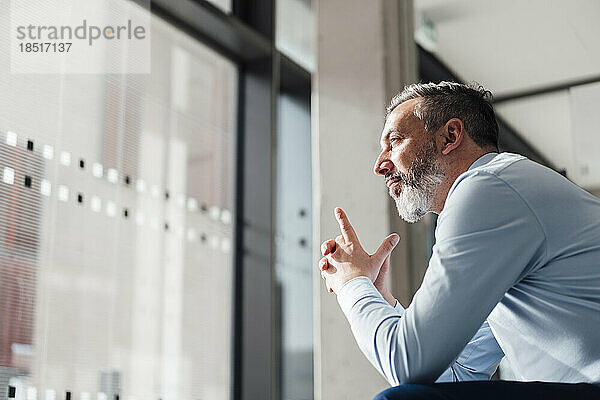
top-left (381, 129), bottom-right (404, 145)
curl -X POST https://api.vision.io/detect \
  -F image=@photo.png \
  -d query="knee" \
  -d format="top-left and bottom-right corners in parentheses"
top-left (373, 384), bottom-right (431, 400)
top-left (372, 387), bottom-right (395, 400)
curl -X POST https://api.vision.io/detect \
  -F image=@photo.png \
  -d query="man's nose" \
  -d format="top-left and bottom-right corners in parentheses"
top-left (374, 157), bottom-right (394, 176)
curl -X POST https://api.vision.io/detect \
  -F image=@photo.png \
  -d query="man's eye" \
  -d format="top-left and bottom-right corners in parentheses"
top-left (390, 137), bottom-right (403, 146)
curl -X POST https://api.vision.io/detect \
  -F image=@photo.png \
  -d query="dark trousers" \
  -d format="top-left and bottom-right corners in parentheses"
top-left (373, 381), bottom-right (600, 400)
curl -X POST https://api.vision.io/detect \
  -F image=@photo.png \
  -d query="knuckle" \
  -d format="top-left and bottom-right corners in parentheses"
top-left (319, 257), bottom-right (329, 270)
top-left (322, 239), bottom-right (336, 255)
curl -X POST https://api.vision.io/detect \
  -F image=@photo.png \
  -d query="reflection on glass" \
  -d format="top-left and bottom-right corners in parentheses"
top-left (0, 3), bottom-right (237, 400)
top-left (276, 0), bottom-right (315, 72)
top-left (275, 93), bottom-right (313, 400)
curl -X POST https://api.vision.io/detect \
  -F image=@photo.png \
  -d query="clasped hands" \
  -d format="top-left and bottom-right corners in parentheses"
top-left (318, 207), bottom-right (400, 304)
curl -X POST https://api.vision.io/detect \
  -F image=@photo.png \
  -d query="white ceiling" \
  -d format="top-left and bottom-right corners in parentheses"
top-left (414, 0), bottom-right (600, 188)
top-left (414, 0), bottom-right (600, 95)
top-left (494, 90), bottom-right (573, 173)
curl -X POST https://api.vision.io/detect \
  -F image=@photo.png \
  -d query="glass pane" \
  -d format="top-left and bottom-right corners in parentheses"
top-left (275, 92), bottom-right (313, 400)
top-left (0, 4), bottom-right (237, 400)
top-left (276, 0), bottom-right (315, 72)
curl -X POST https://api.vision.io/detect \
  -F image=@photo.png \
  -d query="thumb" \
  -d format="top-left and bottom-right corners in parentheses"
top-left (373, 234), bottom-right (400, 263)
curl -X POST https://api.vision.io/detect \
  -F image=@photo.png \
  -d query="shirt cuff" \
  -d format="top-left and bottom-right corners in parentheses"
top-left (337, 276), bottom-right (387, 316)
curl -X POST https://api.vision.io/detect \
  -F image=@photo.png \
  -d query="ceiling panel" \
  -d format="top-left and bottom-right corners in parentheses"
top-left (415, 0), bottom-right (600, 96)
top-left (415, 0), bottom-right (600, 190)
top-left (495, 91), bottom-right (574, 176)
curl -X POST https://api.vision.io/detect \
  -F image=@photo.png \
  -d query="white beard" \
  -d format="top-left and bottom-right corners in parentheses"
top-left (391, 160), bottom-right (444, 223)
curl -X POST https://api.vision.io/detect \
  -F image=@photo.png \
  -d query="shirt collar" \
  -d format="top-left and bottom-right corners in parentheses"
top-left (467, 152), bottom-right (499, 171)
top-left (440, 152), bottom-right (500, 219)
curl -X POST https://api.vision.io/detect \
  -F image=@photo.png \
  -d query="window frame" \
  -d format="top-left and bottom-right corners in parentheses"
top-left (148, 1), bottom-right (311, 400)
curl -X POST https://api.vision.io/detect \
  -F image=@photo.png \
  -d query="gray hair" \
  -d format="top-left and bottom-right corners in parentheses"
top-left (387, 81), bottom-right (499, 150)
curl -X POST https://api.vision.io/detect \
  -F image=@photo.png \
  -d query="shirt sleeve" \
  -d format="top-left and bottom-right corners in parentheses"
top-left (394, 296), bottom-right (505, 381)
top-left (393, 300), bottom-right (504, 381)
top-left (336, 171), bottom-right (546, 385)
top-left (435, 320), bottom-right (504, 382)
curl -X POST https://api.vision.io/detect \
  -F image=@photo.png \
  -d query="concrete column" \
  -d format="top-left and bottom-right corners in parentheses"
top-left (313, 1), bottom-right (417, 399)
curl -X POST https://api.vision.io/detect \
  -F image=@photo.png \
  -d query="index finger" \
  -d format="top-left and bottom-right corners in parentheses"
top-left (334, 207), bottom-right (359, 243)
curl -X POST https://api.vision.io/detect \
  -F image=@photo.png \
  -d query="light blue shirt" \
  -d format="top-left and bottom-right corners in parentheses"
top-left (337, 152), bottom-right (600, 385)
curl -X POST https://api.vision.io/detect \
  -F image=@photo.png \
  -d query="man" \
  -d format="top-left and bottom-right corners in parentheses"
top-left (318, 81), bottom-right (600, 399)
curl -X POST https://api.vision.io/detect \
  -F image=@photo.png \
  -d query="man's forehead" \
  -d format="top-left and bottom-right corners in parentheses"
top-left (381, 98), bottom-right (419, 139)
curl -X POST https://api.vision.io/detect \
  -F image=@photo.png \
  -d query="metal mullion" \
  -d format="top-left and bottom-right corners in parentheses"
top-left (234, 55), bottom-right (277, 400)
top-left (230, 0), bottom-right (279, 399)
top-left (151, 0), bottom-right (272, 63)
top-left (494, 75), bottom-right (600, 104)
top-left (231, 63), bottom-right (246, 400)
top-left (270, 49), bottom-right (281, 400)
top-left (232, 0), bottom-right (274, 40)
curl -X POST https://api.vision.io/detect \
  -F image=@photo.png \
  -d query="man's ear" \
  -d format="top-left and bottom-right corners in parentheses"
top-left (439, 118), bottom-right (465, 155)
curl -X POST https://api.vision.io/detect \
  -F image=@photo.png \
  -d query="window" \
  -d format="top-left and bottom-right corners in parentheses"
top-left (275, 92), bottom-right (313, 400)
top-left (276, 0), bottom-right (315, 72)
top-left (0, 5), bottom-right (237, 400)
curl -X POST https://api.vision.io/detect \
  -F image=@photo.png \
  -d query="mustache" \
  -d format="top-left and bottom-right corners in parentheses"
top-left (385, 172), bottom-right (405, 186)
